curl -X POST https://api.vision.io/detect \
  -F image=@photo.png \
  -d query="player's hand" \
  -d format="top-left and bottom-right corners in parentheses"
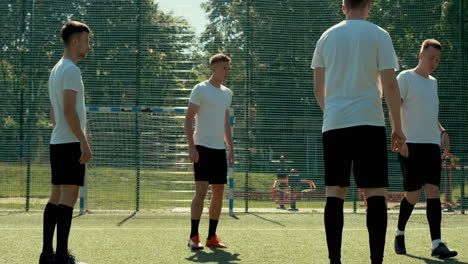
top-left (79, 141), bottom-right (92, 164)
top-left (399, 143), bottom-right (409, 158)
top-left (441, 132), bottom-right (452, 158)
top-left (391, 129), bottom-right (406, 153)
top-left (228, 150), bottom-right (235, 165)
top-left (189, 146), bottom-right (199, 163)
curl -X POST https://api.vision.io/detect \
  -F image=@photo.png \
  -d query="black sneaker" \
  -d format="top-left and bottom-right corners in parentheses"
top-left (39, 252), bottom-right (55, 264)
top-left (394, 235), bottom-right (406, 254)
top-left (431, 242), bottom-right (458, 259)
top-left (55, 252), bottom-right (87, 264)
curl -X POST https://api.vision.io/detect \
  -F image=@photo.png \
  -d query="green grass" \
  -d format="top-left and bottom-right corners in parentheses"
top-left (0, 212), bottom-right (467, 264)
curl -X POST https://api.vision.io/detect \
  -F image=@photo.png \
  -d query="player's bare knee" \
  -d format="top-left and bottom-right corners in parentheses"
top-left (424, 184), bottom-right (440, 199)
top-left (58, 185), bottom-right (79, 206)
top-left (48, 185), bottom-right (61, 204)
top-left (405, 190), bottom-right (420, 205)
top-left (211, 185), bottom-right (224, 197)
top-left (326, 186), bottom-right (348, 200)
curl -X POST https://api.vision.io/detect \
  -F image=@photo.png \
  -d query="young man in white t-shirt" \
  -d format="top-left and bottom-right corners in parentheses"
top-left (184, 54), bottom-right (235, 249)
top-left (394, 39), bottom-right (458, 259)
top-left (40, 21), bottom-right (91, 264)
top-left (311, 1), bottom-right (406, 263)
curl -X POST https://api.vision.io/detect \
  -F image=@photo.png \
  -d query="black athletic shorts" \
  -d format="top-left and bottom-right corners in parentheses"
top-left (398, 143), bottom-right (441, 192)
top-left (323, 125), bottom-right (388, 188)
top-left (194, 145), bottom-right (227, 184)
top-left (50, 142), bottom-right (86, 186)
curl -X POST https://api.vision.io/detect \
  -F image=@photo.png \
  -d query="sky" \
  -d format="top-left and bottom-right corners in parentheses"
top-left (155, 0), bottom-right (207, 36)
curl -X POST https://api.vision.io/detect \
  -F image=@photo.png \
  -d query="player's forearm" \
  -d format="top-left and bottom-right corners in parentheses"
top-left (184, 118), bottom-right (196, 149)
top-left (313, 68), bottom-right (325, 111)
top-left (224, 125), bottom-right (234, 152)
top-left (383, 82), bottom-right (402, 131)
top-left (314, 89), bottom-right (325, 111)
top-left (385, 87), bottom-right (401, 130)
top-left (50, 105), bottom-right (56, 126)
top-left (64, 108), bottom-right (87, 143)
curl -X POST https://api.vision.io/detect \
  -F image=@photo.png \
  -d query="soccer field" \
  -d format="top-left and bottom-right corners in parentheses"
top-left (1, 212), bottom-right (466, 264)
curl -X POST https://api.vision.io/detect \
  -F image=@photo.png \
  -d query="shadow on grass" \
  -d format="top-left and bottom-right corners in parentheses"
top-left (248, 213), bottom-right (286, 227)
top-left (186, 248), bottom-right (241, 264)
top-left (405, 254), bottom-right (466, 264)
top-left (117, 211), bottom-right (137, 226)
top-left (229, 214), bottom-right (239, 220)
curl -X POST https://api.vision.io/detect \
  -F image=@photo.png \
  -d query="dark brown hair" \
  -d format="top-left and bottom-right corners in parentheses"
top-left (420, 39), bottom-right (442, 53)
top-left (61, 21), bottom-right (90, 46)
top-left (209, 54), bottom-right (231, 66)
top-left (343, 0), bottom-right (370, 9)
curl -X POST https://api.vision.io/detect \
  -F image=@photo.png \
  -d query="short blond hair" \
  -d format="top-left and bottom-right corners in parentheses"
top-left (209, 54), bottom-right (231, 66)
top-left (420, 39), bottom-right (442, 53)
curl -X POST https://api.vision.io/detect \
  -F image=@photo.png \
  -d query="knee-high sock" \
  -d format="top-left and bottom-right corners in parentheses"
top-left (397, 197), bottom-right (415, 232)
top-left (190, 219), bottom-right (200, 238)
top-left (426, 198), bottom-right (441, 241)
top-left (366, 196), bottom-right (387, 264)
top-left (42, 203), bottom-right (59, 254)
top-left (324, 197), bottom-right (344, 262)
top-left (56, 204), bottom-right (73, 257)
top-left (208, 219), bottom-right (219, 239)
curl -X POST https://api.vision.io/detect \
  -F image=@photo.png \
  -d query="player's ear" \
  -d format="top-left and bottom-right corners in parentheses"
top-left (418, 52), bottom-right (423, 60)
top-left (342, 4), bottom-right (346, 15)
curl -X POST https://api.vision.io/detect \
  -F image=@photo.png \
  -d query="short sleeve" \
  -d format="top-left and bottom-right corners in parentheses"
top-left (396, 72), bottom-right (408, 100)
top-left (189, 85), bottom-right (201, 105)
top-left (377, 32), bottom-right (399, 71)
top-left (311, 37), bottom-right (325, 69)
top-left (63, 66), bottom-right (83, 92)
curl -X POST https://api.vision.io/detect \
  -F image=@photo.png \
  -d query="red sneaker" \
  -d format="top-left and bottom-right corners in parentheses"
top-left (188, 235), bottom-right (204, 250)
top-left (206, 235), bottom-right (227, 248)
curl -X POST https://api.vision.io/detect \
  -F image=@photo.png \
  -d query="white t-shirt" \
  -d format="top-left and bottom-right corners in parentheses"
top-left (397, 70), bottom-right (440, 145)
top-left (311, 20), bottom-right (399, 132)
top-left (48, 58), bottom-right (86, 144)
top-left (189, 80), bottom-right (232, 149)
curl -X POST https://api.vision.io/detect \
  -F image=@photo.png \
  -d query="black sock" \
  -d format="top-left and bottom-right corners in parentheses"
top-left (190, 219), bottom-right (200, 238)
top-left (397, 197), bottom-right (415, 232)
top-left (56, 204), bottom-right (73, 257)
top-left (208, 219), bottom-right (219, 239)
top-left (324, 197), bottom-right (344, 263)
top-left (426, 198), bottom-right (441, 241)
top-left (42, 203), bottom-right (59, 255)
top-left (366, 196), bottom-right (387, 264)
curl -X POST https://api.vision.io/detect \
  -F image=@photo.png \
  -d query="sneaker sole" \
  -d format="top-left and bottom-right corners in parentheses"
top-left (187, 244), bottom-right (204, 250)
top-left (206, 245), bottom-right (227, 248)
top-left (434, 252), bottom-right (458, 259)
